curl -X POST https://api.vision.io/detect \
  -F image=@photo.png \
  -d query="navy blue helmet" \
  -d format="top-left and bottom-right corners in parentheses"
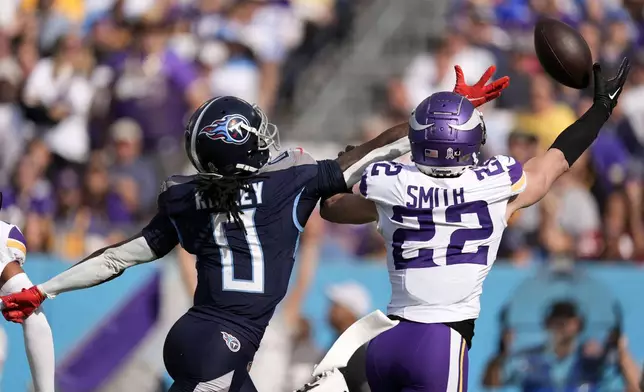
top-left (185, 96), bottom-right (280, 178)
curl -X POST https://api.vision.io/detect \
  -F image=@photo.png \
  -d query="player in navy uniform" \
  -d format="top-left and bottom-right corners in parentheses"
top-left (0, 66), bottom-right (508, 392)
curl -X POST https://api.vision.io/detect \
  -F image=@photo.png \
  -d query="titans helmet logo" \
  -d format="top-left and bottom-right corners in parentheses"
top-left (200, 115), bottom-right (251, 145)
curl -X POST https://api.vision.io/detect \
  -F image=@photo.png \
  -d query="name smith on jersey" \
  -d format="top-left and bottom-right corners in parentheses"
top-left (406, 186), bottom-right (465, 209)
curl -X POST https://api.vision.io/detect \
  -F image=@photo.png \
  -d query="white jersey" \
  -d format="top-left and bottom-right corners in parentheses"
top-left (359, 155), bottom-right (526, 323)
top-left (0, 221), bottom-right (27, 274)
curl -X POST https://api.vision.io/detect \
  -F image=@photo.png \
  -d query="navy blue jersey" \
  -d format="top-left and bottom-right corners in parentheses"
top-left (142, 149), bottom-right (346, 347)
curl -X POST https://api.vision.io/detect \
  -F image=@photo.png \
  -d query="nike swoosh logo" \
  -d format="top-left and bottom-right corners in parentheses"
top-left (609, 87), bottom-right (621, 100)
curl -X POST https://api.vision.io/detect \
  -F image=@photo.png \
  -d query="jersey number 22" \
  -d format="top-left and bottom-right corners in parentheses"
top-left (391, 201), bottom-right (493, 270)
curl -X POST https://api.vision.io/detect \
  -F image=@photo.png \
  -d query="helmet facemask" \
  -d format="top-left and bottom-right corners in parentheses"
top-left (253, 104), bottom-right (280, 152)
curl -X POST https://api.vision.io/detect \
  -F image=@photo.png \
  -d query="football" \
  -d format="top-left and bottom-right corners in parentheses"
top-left (534, 17), bottom-right (592, 89)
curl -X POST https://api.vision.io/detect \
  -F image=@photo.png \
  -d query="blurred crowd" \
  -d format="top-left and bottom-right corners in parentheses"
top-left (3, 0), bottom-right (644, 265)
top-left (0, 0), bottom-right (358, 260)
top-left (343, 0), bottom-right (644, 264)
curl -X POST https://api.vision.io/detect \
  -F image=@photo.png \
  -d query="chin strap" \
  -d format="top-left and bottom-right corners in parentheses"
top-left (415, 164), bottom-right (471, 178)
top-left (414, 152), bottom-right (479, 178)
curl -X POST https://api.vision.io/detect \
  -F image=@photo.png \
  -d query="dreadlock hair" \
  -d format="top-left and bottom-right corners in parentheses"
top-left (194, 174), bottom-right (254, 232)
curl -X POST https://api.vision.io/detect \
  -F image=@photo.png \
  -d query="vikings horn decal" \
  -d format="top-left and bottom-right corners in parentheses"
top-left (450, 109), bottom-right (484, 131)
top-left (409, 110), bottom-right (435, 132)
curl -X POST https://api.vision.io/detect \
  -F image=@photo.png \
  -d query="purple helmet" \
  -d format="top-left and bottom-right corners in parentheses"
top-left (409, 91), bottom-right (486, 177)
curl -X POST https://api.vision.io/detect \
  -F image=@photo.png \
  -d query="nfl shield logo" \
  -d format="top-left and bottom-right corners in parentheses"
top-left (221, 331), bottom-right (241, 352)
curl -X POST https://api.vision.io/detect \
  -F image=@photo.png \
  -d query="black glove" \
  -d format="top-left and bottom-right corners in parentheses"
top-left (593, 58), bottom-right (631, 113)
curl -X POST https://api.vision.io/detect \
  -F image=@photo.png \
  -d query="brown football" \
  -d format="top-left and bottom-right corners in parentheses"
top-left (534, 17), bottom-right (592, 89)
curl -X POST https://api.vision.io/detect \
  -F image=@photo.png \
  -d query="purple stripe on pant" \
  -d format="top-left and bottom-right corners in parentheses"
top-left (365, 320), bottom-right (469, 392)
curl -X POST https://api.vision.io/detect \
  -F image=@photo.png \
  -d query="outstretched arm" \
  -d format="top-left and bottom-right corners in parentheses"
top-left (2, 214), bottom-right (179, 323)
top-left (325, 66), bottom-right (510, 222)
top-left (336, 123), bottom-right (409, 187)
top-left (0, 235), bottom-right (159, 324)
top-left (38, 235), bottom-right (157, 298)
top-left (507, 59), bottom-right (630, 217)
top-left (337, 65), bottom-right (510, 187)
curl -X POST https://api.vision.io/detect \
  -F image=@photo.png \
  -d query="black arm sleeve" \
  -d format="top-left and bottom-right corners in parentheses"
top-left (549, 103), bottom-right (611, 167)
top-left (316, 159), bottom-right (350, 199)
top-left (141, 213), bottom-right (180, 258)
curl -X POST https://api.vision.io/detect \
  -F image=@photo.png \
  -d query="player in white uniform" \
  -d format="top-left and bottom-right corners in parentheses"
top-left (0, 67), bottom-right (507, 392)
top-left (319, 59), bottom-right (630, 391)
top-left (0, 194), bottom-right (55, 391)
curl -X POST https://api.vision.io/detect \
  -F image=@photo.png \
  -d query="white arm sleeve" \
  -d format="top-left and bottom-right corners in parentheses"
top-left (1, 273), bottom-right (55, 392)
top-left (342, 137), bottom-right (410, 188)
top-left (39, 236), bottom-right (157, 298)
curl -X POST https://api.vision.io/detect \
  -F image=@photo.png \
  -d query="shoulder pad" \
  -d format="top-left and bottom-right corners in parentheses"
top-left (492, 155), bottom-right (518, 169)
top-left (160, 175), bottom-right (197, 194)
top-left (262, 148), bottom-right (317, 173)
top-left (364, 161), bottom-right (404, 177)
top-left (494, 155), bottom-right (525, 190)
top-left (157, 175), bottom-right (199, 216)
top-left (0, 223), bottom-right (26, 264)
top-left (473, 155), bottom-right (526, 195)
top-left (475, 156), bottom-right (521, 178)
top-left (359, 161), bottom-right (405, 204)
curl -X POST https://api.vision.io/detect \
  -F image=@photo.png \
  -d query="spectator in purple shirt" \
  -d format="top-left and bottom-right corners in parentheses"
top-left (98, 17), bottom-right (208, 174)
top-left (82, 154), bottom-right (132, 234)
top-left (53, 166), bottom-right (82, 225)
top-left (0, 153), bottom-right (56, 254)
top-left (0, 155), bottom-right (54, 228)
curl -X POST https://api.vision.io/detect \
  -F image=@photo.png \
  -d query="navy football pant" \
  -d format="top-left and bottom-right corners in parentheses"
top-left (164, 312), bottom-right (257, 392)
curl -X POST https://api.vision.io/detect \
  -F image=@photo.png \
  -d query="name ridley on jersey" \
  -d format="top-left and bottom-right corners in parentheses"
top-left (0, 93), bottom-right (415, 392)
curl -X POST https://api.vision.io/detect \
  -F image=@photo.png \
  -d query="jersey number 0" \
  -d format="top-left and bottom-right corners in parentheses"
top-left (212, 209), bottom-right (265, 293)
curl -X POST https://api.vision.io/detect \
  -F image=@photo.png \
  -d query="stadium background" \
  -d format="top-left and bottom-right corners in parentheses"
top-left (1, 0), bottom-right (644, 391)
